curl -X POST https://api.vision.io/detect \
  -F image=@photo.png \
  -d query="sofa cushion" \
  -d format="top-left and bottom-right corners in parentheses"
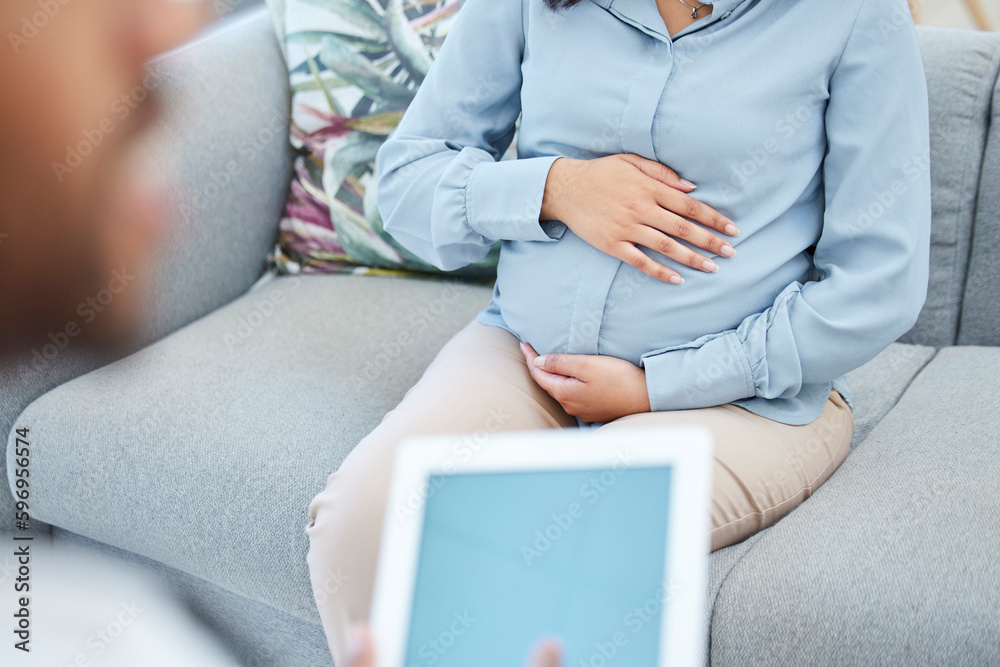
top-left (708, 346), bottom-right (1000, 666)
top-left (900, 28), bottom-right (1000, 347)
top-left (842, 342), bottom-right (936, 448)
top-left (7, 274), bottom-right (493, 620)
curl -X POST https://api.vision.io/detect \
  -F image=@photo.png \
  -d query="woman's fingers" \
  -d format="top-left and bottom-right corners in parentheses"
top-left (344, 622), bottom-right (564, 667)
top-left (621, 154), bottom-right (697, 192)
top-left (520, 343), bottom-right (584, 405)
top-left (654, 181), bottom-right (740, 238)
top-left (622, 153), bottom-right (741, 252)
top-left (618, 243), bottom-right (685, 284)
top-left (634, 226), bottom-right (719, 274)
top-left (520, 343), bottom-right (586, 379)
top-left (345, 625), bottom-right (376, 667)
top-left (642, 207), bottom-right (736, 263)
top-left (546, 154), bottom-right (739, 285)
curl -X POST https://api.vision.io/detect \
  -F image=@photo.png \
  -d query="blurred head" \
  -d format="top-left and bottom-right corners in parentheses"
top-left (0, 0), bottom-right (208, 354)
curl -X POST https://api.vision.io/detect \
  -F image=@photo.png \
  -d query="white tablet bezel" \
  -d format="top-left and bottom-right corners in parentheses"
top-left (369, 425), bottom-right (713, 667)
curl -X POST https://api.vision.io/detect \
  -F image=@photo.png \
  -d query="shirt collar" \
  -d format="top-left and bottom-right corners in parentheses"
top-left (589, 0), bottom-right (744, 42)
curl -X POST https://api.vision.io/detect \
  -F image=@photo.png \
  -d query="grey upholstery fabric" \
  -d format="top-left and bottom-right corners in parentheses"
top-left (0, 8), bottom-right (291, 529)
top-left (704, 533), bottom-right (766, 654)
top-left (137, 8), bottom-right (291, 346)
top-left (959, 68), bottom-right (1000, 345)
top-left (842, 343), bottom-right (936, 448)
top-left (899, 29), bottom-right (1000, 347)
top-left (710, 347), bottom-right (1000, 666)
top-left (8, 275), bottom-right (494, 620)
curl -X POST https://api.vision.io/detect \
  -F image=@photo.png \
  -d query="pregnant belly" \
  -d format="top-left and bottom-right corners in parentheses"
top-left (492, 233), bottom-right (594, 356)
top-left (494, 231), bottom-right (815, 365)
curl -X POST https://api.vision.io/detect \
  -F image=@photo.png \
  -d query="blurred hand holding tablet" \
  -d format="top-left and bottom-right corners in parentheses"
top-left (370, 426), bottom-right (714, 667)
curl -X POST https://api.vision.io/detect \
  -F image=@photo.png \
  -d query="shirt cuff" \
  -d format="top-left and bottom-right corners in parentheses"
top-left (465, 155), bottom-right (564, 242)
top-left (639, 332), bottom-right (756, 412)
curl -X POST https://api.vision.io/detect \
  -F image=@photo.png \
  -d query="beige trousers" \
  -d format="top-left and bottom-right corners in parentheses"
top-left (306, 319), bottom-right (853, 664)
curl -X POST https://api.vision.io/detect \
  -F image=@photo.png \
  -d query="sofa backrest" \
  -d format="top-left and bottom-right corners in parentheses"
top-left (901, 27), bottom-right (1000, 348)
top-left (958, 54), bottom-right (1000, 346)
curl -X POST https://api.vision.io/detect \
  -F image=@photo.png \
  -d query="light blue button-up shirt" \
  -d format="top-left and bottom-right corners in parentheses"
top-left (376, 0), bottom-right (931, 426)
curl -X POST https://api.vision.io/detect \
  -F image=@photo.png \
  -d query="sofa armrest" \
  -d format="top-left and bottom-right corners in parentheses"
top-left (139, 7), bottom-right (292, 343)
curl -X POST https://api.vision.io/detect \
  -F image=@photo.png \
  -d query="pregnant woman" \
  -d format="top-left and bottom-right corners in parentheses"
top-left (307, 0), bottom-right (931, 662)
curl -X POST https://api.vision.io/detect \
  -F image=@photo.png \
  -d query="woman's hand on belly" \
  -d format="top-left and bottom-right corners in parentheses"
top-left (520, 342), bottom-right (651, 423)
top-left (540, 154), bottom-right (740, 285)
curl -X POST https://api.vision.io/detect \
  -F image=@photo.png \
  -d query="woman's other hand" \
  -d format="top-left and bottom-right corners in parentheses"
top-left (520, 343), bottom-right (651, 424)
top-left (540, 154), bottom-right (739, 284)
top-left (345, 625), bottom-right (563, 667)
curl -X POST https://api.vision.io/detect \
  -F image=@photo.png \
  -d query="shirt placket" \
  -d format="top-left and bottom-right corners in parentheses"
top-left (570, 2), bottom-right (730, 357)
top-left (568, 37), bottom-right (674, 357)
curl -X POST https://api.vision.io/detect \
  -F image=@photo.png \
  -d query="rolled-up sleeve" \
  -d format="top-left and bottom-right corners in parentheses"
top-left (639, 0), bottom-right (932, 413)
top-left (375, 0), bottom-right (563, 272)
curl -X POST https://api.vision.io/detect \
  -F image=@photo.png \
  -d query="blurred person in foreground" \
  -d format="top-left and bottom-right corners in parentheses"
top-left (0, 1), bottom-right (236, 666)
top-left (343, 626), bottom-right (562, 667)
top-left (0, 0), bottom-right (205, 353)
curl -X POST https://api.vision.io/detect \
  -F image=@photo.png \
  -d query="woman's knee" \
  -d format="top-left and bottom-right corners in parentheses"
top-left (307, 467), bottom-right (385, 573)
top-left (306, 472), bottom-right (351, 573)
top-left (595, 395), bottom-right (853, 550)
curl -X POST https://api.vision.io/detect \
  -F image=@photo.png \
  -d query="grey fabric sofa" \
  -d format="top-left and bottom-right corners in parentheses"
top-left (4, 8), bottom-right (999, 666)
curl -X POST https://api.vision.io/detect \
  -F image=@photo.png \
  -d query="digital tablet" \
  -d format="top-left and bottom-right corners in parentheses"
top-left (370, 425), bottom-right (714, 667)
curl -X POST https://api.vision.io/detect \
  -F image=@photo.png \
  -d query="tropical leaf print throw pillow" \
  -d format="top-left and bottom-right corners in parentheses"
top-left (268, 0), bottom-right (505, 281)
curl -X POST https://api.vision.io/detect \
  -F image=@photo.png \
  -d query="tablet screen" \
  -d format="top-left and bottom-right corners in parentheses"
top-left (403, 465), bottom-right (673, 666)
